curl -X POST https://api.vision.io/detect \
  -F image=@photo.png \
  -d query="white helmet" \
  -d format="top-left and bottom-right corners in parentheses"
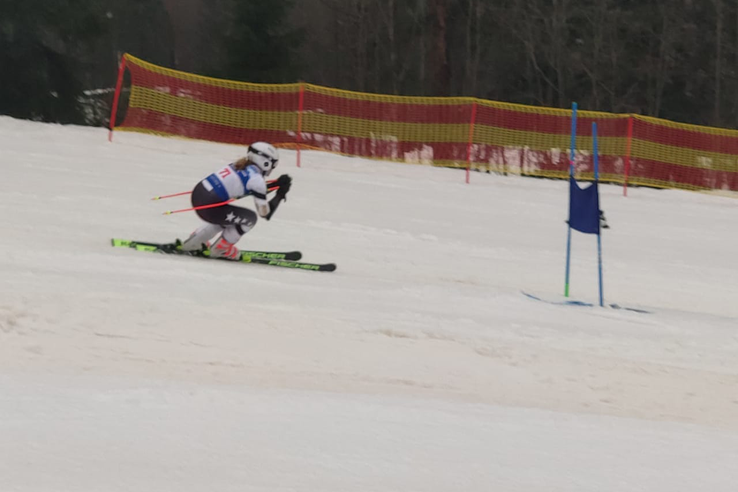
top-left (248, 142), bottom-right (279, 176)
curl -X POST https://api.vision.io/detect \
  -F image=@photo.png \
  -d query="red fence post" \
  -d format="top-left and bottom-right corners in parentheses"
top-left (623, 115), bottom-right (634, 196)
top-left (108, 54), bottom-right (127, 143)
top-left (466, 100), bottom-right (478, 184)
top-left (296, 83), bottom-right (305, 168)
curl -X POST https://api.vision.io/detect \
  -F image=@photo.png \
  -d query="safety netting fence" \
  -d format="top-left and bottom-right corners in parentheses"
top-left (110, 54), bottom-right (738, 193)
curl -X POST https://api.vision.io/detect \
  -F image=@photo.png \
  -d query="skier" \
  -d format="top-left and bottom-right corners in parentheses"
top-left (178, 142), bottom-right (292, 259)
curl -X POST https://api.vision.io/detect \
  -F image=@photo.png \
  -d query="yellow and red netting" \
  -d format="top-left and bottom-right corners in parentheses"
top-left (111, 54), bottom-right (738, 192)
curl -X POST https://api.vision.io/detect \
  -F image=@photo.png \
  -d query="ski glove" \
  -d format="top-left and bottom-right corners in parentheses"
top-left (265, 174), bottom-right (292, 221)
top-left (274, 174), bottom-right (292, 199)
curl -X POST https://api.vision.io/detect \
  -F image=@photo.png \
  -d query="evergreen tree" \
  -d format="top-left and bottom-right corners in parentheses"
top-left (0, 0), bottom-right (106, 123)
top-left (218, 0), bottom-right (304, 83)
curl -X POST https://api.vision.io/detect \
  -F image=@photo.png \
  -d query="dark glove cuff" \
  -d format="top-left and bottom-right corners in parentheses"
top-left (265, 195), bottom-right (281, 221)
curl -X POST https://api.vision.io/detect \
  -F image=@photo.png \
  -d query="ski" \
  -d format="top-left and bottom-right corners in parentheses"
top-left (236, 255), bottom-right (337, 272)
top-left (111, 238), bottom-right (302, 261)
top-left (111, 238), bottom-right (336, 272)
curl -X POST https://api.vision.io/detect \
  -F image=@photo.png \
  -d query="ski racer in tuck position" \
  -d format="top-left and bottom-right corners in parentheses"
top-left (179, 142), bottom-right (292, 259)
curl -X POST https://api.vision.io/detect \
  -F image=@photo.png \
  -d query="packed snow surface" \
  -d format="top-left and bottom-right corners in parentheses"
top-left (1, 117), bottom-right (737, 491)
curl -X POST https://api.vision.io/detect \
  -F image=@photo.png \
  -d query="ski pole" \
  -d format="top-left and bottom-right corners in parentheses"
top-left (163, 199), bottom-right (237, 215)
top-left (151, 191), bottom-right (192, 200)
top-left (152, 179), bottom-right (279, 201)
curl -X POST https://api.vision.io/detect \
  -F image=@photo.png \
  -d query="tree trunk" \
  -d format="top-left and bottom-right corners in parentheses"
top-left (430, 0), bottom-right (450, 96)
top-left (735, 0), bottom-right (738, 127)
top-left (418, 0), bottom-right (426, 95)
top-left (356, 0), bottom-right (368, 92)
top-left (471, 0), bottom-right (483, 97)
top-left (552, 0), bottom-right (569, 108)
top-left (388, 0), bottom-right (398, 94)
top-left (650, 8), bottom-right (673, 117)
top-left (714, 0), bottom-right (723, 125)
top-left (464, 0), bottom-right (473, 95)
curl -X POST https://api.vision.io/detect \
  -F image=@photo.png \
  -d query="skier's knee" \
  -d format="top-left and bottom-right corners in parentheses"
top-left (222, 226), bottom-right (242, 244)
top-left (235, 219), bottom-right (255, 236)
top-left (235, 211), bottom-right (257, 235)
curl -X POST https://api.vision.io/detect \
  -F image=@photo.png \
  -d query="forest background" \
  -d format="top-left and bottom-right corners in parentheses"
top-left (1, 0), bottom-right (735, 129)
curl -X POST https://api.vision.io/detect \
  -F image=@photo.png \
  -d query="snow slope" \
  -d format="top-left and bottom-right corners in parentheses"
top-left (1, 117), bottom-right (737, 491)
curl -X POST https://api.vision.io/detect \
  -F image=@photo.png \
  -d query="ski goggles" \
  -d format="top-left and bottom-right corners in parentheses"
top-left (249, 147), bottom-right (278, 166)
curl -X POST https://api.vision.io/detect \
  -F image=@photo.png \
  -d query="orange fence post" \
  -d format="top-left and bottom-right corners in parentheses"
top-left (108, 54), bottom-right (127, 143)
top-left (296, 83), bottom-right (305, 168)
top-left (466, 101), bottom-right (478, 184)
top-left (623, 115), bottom-right (633, 196)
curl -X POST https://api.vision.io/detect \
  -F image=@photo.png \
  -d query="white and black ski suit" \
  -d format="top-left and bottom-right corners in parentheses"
top-left (191, 162), bottom-right (270, 234)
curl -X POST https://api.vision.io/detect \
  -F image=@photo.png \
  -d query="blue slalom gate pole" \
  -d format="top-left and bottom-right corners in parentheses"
top-left (592, 123), bottom-right (604, 307)
top-left (564, 102), bottom-right (577, 297)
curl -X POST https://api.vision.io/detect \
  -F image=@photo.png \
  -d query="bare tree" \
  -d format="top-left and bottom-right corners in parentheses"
top-left (462, 0), bottom-right (484, 96)
top-left (430, 0), bottom-right (450, 96)
top-left (713, 0), bottom-right (723, 125)
top-left (547, 0), bottom-right (571, 107)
